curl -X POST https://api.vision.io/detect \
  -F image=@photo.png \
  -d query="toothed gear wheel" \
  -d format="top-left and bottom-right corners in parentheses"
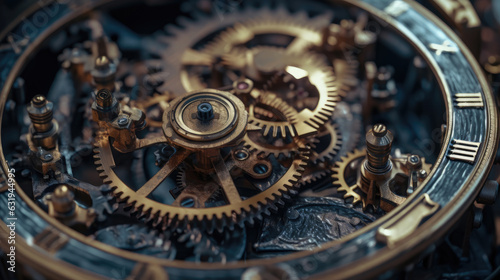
top-left (331, 149), bottom-right (366, 205)
top-left (242, 131), bottom-right (311, 159)
top-left (247, 92), bottom-right (298, 138)
top-left (309, 123), bottom-right (342, 164)
top-left (331, 149), bottom-right (433, 207)
top-left (296, 123), bottom-right (342, 186)
top-left (93, 88), bottom-right (310, 232)
top-left (152, 12), bottom-right (243, 95)
top-left (261, 49), bottom-right (341, 137)
top-left (154, 6), bottom-right (331, 94)
top-left (178, 7), bottom-right (334, 91)
top-left (242, 93), bottom-right (313, 158)
top-left (203, 7), bottom-right (332, 58)
top-left (299, 163), bottom-right (331, 186)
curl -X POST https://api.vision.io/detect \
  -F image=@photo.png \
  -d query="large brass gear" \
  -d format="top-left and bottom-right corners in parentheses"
top-left (93, 90), bottom-right (310, 232)
top-left (155, 6), bottom-right (332, 95)
top-left (184, 8), bottom-right (334, 91)
top-left (203, 7), bottom-right (332, 59)
top-left (163, 5), bottom-right (357, 137)
top-left (247, 92), bottom-right (298, 138)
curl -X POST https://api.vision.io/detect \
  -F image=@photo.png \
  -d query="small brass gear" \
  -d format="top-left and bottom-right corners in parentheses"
top-left (331, 149), bottom-right (433, 208)
top-left (261, 49), bottom-right (342, 137)
top-left (331, 149), bottom-right (366, 205)
top-left (247, 92), bottom-right (298, 138)
top-left (310, 123), bottom-right (342, 164)
top-left (242, 93), bottom-right (313, 158)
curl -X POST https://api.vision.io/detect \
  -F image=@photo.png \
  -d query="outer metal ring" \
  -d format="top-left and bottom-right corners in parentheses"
top-left (0, 0), bottom-right (497, 279)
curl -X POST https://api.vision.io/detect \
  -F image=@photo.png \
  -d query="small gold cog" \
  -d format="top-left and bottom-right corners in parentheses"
top-left (331, 149), bottom-right (366, 206)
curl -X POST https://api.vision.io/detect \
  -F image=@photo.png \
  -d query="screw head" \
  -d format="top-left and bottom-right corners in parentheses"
top-left (234, 149), bottom-right (249, 161)
top-left (95, 56), bottom-right (110, 71)
top-left (42, 153), bottom-right (53, 162)
top-left (418, 169), bottom-right (428, 178)
top-left (372, 124), bottom-right (387, 137)
top-left (409, 155), bottom-right (419, 163)
top-left (237, 82), bottom-right (249, 90)
top-left (32, 95), bottom-right (47, 107)
top-left (253, 164), bottom-right (269, 175)
top-left (117, 116), bottom-right (129, 126)
top-left (180, 197), bottom-right (195, 208)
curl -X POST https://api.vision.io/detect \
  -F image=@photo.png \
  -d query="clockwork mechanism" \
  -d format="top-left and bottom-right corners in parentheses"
top-left (0, 0), bottom-right (499, 279)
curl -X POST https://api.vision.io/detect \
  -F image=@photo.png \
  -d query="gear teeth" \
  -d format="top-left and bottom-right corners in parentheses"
top-left (311, 123), bottom-right (342, 164)
top-left (92, 6), bottom-right (321, 233)
top-left (299, 169), bottom-right (331, 186)
top-left (268, 60), bottom-right (347, 135)
top-left (331, 149), bottom-right (366, 206)
top-left (247, 93), bottom-right (297, 139)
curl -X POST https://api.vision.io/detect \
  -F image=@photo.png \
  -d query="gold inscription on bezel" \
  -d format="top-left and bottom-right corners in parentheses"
top-left (453, 92), bottom-right (484, 108)
top-left (429, 40), bottom-right (458, 55)
top-left (384, 0), bottom-right (409, 17)
top-left (448, 139), bottom-right (481, 163)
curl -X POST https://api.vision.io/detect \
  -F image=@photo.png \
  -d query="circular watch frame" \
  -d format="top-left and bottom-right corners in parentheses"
top-left (0, 0), bottom-right (497, 279)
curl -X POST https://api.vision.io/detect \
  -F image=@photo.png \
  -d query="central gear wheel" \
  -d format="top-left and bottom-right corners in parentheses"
top-left (94, 89), bottom-right (310, 232)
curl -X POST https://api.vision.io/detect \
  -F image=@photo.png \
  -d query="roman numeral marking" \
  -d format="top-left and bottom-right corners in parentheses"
top-left (454, 92), bottom-right (483, 108)
top-left (448, 139), bottom-right (481, 163)
top-left (385, 1), bottom-right (409, 17)
top-left (429, 40), bottom-right (457, 55)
